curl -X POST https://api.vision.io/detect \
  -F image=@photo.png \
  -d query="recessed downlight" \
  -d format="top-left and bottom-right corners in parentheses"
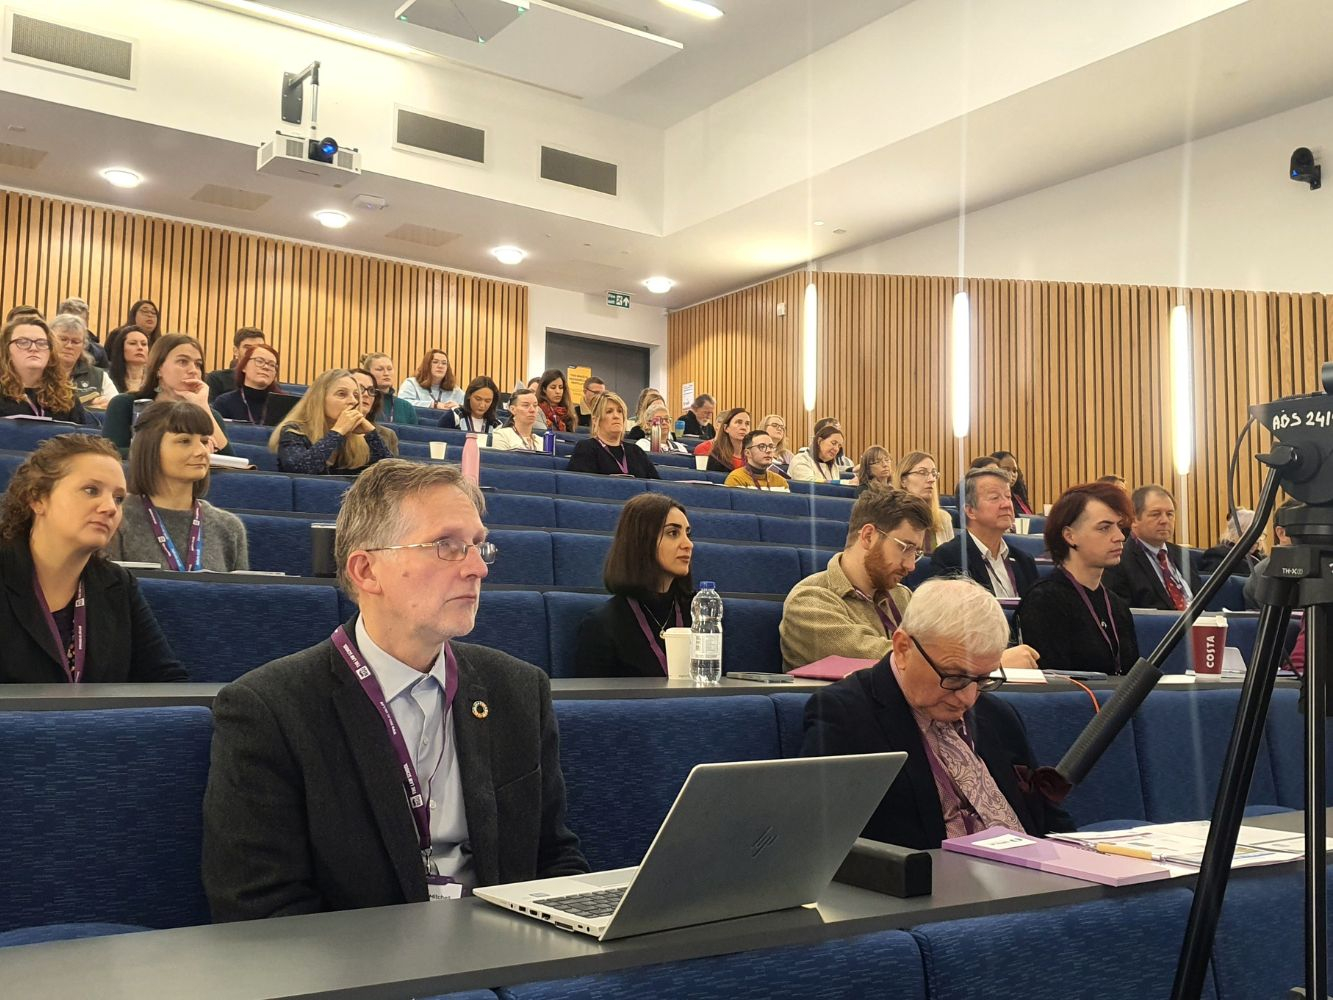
top-left (314, 210), bottom-right (350, 229)
top-left (100, 167), bottom-right (142, 189)
top-left (659, 0), bottom-right (724, 19)
top-left (642, 276), bottom-right (675, 294)
top-left (492, 245), bottom-right (527, 265)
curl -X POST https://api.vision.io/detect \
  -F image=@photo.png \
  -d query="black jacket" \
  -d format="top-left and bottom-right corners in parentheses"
top-left (0, 541), bottom-right (185, 683)
top-left (1103, 535), bottom-right (1202, 611)
top-left (572, 594), bottom-right (692, 678)
top-left (201, 620), bottom-right (588, 921)
top-left (566, 438), bottom-right (660, 479)
top-left (930, 533), bottom-right (1040, 599)
top-left (678, 412), bottom-right (713, 439)
top-left (800, 655), bottom-right (1072, 850)
top-left (205, 368), bottom-right (237, 400)
top-left (1015, 570), bottom-right (1139, 675)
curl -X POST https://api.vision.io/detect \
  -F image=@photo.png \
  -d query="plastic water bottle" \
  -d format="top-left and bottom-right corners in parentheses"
top-left (460, 434), bottom-right (480, 484)
top-left (542, 429), bottom-right (556, 455)
top-left (690, 583), bottom-right (723, 685)
top-left (650, 419), bottom-right (663, 453)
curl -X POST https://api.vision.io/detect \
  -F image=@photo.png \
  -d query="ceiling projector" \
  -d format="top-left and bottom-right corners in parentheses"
top-left (257, 131), bottom-right (362, 187)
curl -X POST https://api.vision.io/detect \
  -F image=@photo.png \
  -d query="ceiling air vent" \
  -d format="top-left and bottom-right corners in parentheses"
top-left (5, 11), bottom-right (135, 87)
top-left (385, 223), bottom-right (462, 248)
top-left (0, 141), bottom-right (47, 170)
top-left (540, 146), bottom-right (617, 197)
top-left (395, 108), bottom-right (485, 165)
top-left (191, 185), bottom-right (271, 212)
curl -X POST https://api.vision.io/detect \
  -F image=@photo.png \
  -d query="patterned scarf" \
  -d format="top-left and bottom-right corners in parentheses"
top-left (914, 711), bottom-right (1023, 838)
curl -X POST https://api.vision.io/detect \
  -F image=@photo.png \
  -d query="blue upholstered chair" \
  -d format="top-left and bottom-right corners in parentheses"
top-left (234, 512), bottom-right (318, 576)
top-left (544, 591), bottom-right (610, 678)
top-left (488, 530), bottom-right (556, 586)
top-left (0, 420), bottom-right (96, 452)
top-left (553, 472), bottom-right (646, 500)
top-left (758, 515), bottom-right (847, 549)
top-left (479, 467), bottom-right (557, 495)
top-left (206, 470), bottom-right (294, 512)
top-left (691, 540), bottom-right (802, 595)
top-left (291, 476), bottom-right (353, 515)
top-left (226, 441), bottom-right (279, 471)
top-left (468, 590), bottom-right (550, 672)
top-left (551, 498), bottom-right (621, 533)
top-left (487, 493), bottom-right (557, 529)
top-left (648, 480), bottom-right (733, 510)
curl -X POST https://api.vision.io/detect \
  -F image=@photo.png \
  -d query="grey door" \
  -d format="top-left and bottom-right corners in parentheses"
top-left (544, 330), bottom-right (651, 406)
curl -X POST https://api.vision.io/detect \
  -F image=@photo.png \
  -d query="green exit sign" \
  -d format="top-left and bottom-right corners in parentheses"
top-left (607, 290), bottom-right (631, 309)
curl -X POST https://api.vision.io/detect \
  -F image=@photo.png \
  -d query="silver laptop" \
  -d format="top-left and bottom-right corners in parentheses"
top-left (474, 752), bottom-right (906, 941)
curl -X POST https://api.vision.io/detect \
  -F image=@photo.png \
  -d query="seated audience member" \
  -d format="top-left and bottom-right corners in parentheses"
top-left (992, 450), bottom-right (1034, 514)
top-left (566, 392), bottom-right (660, 479)
top-left (399, 349), bottom-right (463, 411)
top-left (760, 414), bottom-right (796, 467)
top-left (800, 577), bottom-right (1073, 850)
top-left (0, 315), bottom-right (88, 424)
top-left (1244, 500), bottom-right (1299, 610)
top-left (538, 368), bottom-right (572, 432)
top-left (125, 299), bottom-right (161, 344)
top-left (360, 353), bottom-right (418, 425)
top-left (631, 399), bottom-right (689, 454)
top-left (271, 369), bottom-right (392, 476)
top-left (787, 424), bottom-right (854, 483)
top-left (1103, 484), bottom-right (1201, 611)
top-left (439, 376), bottom-right (501, 434)
top-left (628, 388), bottom-right (664, 431)
top-left (349, 368), bottom-right (400, 456)
top-left (1098, 474), bottom-right (1128, 490)
top-left (104, 325), bottom-right (151, 393)
top-left (103, 334), bottom-right (230, 453)
top-left (725, 430), bottom-right (789, 489)
top-left (525, 377), bottom-right (549, 433)
top-left (932, 468), bottom-right (1039, 600)
top-left (0, 434), bottom-right (185, 683)
top-left (212, 343), bottom-right (283, 423)
top-left (51, 313), bottom-right (114, 409)
top-left (109, 402), bottom-right (249, 572)
top-left (5, 304), bottom-right (41, 322)
top-left (573, 494), bottom-right (695, 677)
top-left (202, 459), bottom-right (587, 918)
top-left (574, 376), bottom-right (606, 428)
top-left (854, 446), bottom-right (894, 496)
top-left (677, 394), bottom-right (716, 439)
top-left (970, 455), bottom-right (1000, 470)
top-left (490, 388), bottom-right (543, 451)
top-left (626, 392), bottom-right (664, 439)
top-left (1199, 508), bottom-right (1263, 577)
top-left (700, 407), bottom-right (750, 473)
top-left (1015, 482), bottom-right (1139, 675)
top-left (895, 450), bottom-right (956, 551)
top-left (57, 296), bottom-right (107, 367)
top-left (205, 327), bottom-right (266, 399)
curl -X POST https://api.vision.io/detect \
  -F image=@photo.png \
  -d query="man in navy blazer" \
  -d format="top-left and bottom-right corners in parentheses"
top-left (931, 468), bottom-right (1040, 600)
top-left (1103, 484), bottom-right (1201, 611)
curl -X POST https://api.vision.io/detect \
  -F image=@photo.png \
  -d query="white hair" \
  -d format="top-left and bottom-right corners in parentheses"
top-left (1222, 508), bottom-right (1255, 546)
top-left (900, 577), bottom-right (1010, 658)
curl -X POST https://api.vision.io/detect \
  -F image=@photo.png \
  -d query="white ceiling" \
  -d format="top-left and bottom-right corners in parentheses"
top-left (204, 0), bottom-right (902, 125)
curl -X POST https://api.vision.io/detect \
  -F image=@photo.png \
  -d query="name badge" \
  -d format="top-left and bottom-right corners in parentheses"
top-left (427, 875), bottom-right (464, 900)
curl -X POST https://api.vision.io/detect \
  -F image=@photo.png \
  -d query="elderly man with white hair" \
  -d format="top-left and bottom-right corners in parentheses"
top-left (801, 577), bottom-right (1073, 850)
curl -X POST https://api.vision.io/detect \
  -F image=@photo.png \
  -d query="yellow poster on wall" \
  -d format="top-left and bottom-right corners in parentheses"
top-left (566, 365), bottom-right (592, 405)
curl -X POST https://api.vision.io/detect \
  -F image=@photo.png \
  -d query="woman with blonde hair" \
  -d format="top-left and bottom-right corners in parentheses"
top-left (854, 446), bottom-right (894, 496)
top-left (566, 391), bottom-right (660, 479)
top-left (758, 414), bottom-right (795, 467)
top-left (894, 450), bottom-right (956, 551)
top-left (270, 369), bottom-right (392, 475)
top-left (1199, 508), bottom-right (1263, 576)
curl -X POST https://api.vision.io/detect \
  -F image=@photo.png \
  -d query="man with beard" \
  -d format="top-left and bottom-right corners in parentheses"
top-left (780, 488), bottom-right (1039, 672)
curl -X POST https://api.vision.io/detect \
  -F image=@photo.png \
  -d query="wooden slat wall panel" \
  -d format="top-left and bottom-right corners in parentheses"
top-left (669, 271), bottom-right (1333, 547)
top-left (0, 189), bottom-right (527, 390)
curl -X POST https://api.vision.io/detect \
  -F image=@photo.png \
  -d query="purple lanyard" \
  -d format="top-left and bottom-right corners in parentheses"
top-left (33, 572), bottom-right (86, 683)
top-left (331, 625), bottom-right (459, 859)
top-left (918, 719), bottom-right (985, 835)
top-left (627, 599), bottom-right (683, 675)
top-left (853, 587), bottom-right (901, 636)
top-left (142, 498), bottom-right (204, 572)
top-left (599, 441), bottom-right (629, 475)
top-left (25, 392), bottom-right (44, 417)
top-left (1060, 568), bottom-right (1121, 658)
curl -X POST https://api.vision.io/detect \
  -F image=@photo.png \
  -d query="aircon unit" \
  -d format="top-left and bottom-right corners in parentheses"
top-left (256, 134), bottom-right (361, 187)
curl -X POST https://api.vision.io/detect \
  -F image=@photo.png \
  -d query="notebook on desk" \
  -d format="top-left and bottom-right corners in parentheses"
top-left (789, 656), bottom-right (878, 681)
top-left (943, 827), bottom-right (1173, 887)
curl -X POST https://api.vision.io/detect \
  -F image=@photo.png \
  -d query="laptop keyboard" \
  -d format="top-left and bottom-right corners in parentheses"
top-left (539, 886), bottom-right (627, 918)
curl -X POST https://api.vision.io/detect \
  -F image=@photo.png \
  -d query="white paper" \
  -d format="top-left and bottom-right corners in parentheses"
top-left (972, 833), bottom-right (1035, 851)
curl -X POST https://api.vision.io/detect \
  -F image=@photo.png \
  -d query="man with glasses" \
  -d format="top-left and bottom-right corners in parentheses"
top-left (203, 460), bottom-right (587, 920)
top-left (801, 578), bottom-right (1073, 849)
top-left (724, 429), bottom-right (789, 489)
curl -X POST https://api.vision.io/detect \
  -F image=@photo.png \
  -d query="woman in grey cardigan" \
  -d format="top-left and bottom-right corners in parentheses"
top-left (107, 401), bottom-right (249, 572)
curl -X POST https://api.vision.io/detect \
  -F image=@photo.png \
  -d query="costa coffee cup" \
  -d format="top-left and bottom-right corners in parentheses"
top-left (1190, 616), bottom-right (1228, 677)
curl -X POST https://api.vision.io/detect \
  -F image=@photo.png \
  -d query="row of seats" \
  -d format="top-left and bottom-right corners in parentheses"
top-left (138, 576), bottom-right (1286, 681)
top-left (0, 686), bottom-right (1321, 938)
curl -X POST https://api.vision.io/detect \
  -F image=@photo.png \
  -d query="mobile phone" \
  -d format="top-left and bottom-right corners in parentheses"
top-left (725, 671), bottom-right (795, 684)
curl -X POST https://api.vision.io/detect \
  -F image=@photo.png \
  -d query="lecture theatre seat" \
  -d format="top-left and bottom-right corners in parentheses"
top-left (646, 480), bottom-right (732, 510)
top-left (0, 419), bottom-right (96, 452)
top-left (207, 469), bottom-right (296, 512)
top-left (1211, 866), bottom-right (1333, 999)
top-left (490, 493), bottom-right (558, 530)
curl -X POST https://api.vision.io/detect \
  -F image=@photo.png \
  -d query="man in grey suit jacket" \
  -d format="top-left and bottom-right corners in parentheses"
top-left (202, 460), bottom-right (587, 921)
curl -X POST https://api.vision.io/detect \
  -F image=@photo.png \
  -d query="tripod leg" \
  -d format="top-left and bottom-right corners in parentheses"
top-left (1303, 607), bottom-right (1328, 1000)
top-left (1173, 602), bottom-right (1292, 1000)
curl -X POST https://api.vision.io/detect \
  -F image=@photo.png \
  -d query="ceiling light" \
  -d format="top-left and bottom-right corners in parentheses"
top-left (100, 168), bottom-right (142, 189)
top-left (492, 246), bottom-right (526, 265)
top-left (314, 210), bottom-right (350, 229)
top-left (659, 0), bottom-right (724, 19)
top-left (643, 277), bottom-right (674, 294)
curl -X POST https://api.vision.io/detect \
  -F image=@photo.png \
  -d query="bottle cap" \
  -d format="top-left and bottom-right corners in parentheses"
top-left (699, 581), bottom-right (716, 590)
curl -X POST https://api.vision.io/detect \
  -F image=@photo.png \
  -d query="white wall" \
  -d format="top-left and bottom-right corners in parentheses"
top-left (526, 284), bottom-right (668, 390)
top-left (822, 94), bottom-right (1333, 294)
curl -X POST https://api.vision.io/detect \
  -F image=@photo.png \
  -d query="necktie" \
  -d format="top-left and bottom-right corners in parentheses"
top-left (1156, 548), bottom-right (1187, 611)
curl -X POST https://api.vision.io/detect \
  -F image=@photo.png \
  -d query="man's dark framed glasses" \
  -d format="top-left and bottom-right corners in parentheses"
top-left (909, 635), bottom-right (1005, 691)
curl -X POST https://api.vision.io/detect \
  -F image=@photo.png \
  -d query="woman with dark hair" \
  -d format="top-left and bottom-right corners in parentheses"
top-left (992, 450), bottom-right (1033, 514)
top-left (787, 423), bottom-right (853, 483)
top-left (566, 392), bottom-right (661, 479)
top-left (125, 300), bottom-right (161, 344)
top-left (439, 376), bottom-right (501, 433)
top-left (212, 343), bottom-right (283, 424)
top-left (571, 493), bottom-right (695, 677)
top-left (108, 402), bottom-right (249, 572)
top-left (538, 369), bottom-right (571, 432)
top-left (399, 349), bottom-right (463, 410)
top-left (854, 446), bottom-right (894, 496)
top-left (349, 368), bottom-right (401, 456)
top-left (1014, 482), bottom-right (1139, 675)
top-left (698, 407), bottom-right (750, 473)
top-left (0, 433), bottom-right (185, 683)
top-left (102, 333), bottom-right (231, 453)
top-left (0, 316), bottom-right (88, 424)
top-left (103, 325), bottom-right (151, 393)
